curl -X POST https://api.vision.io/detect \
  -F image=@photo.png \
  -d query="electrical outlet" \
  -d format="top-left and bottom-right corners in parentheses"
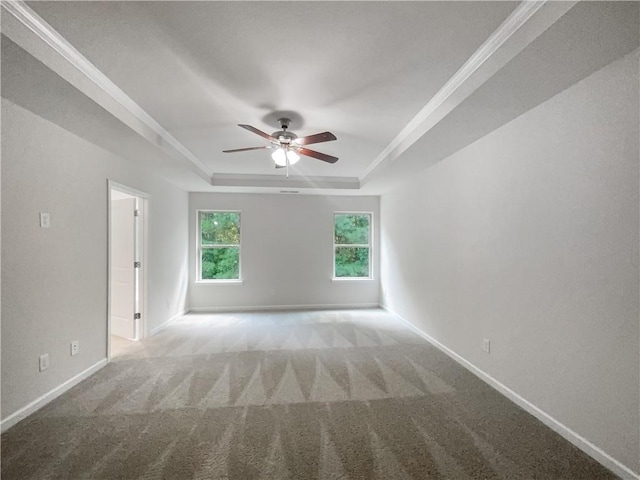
top-left (39, 354), bottom-right (50, 371)
top-left (71, 340), bottom-right (80, 356)
top-left (482, 338), bottom-right (491, 354)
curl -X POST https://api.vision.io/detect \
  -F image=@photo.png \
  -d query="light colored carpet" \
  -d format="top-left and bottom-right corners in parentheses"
top-left (110, 334), bottom-right (137, 358)
top-left (1, 309), bottom-right (616, 479)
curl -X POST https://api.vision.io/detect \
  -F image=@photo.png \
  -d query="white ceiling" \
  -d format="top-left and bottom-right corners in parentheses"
top-left (2, 1), bottom-right (638, 195)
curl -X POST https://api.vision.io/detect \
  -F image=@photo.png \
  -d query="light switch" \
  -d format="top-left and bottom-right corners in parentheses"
top-left (40, 212), bottom-right (50, 228)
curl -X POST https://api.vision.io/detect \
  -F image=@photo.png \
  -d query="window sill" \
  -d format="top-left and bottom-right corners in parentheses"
top-left (195, 279), bottom-right (243, 285)
top-left (331, 277), bottom-right (375, 282)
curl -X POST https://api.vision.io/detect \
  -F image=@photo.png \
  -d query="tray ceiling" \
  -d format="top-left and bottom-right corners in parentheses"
top-left (2, 1), bottom-right (638, 194)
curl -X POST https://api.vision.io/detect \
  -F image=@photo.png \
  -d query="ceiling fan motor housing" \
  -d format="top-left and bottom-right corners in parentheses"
top-left (273, 118), bottom-right (297, 143)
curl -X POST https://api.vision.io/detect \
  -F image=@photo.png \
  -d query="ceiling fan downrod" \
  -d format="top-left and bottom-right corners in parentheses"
top-left (278, 118), bottom-right (290, 130)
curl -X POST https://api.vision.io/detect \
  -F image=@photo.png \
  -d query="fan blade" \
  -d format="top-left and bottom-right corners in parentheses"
top-left (238, 124), bottom-right (277, 142)
top-left (297, 147), bottom-right (338, 164)
top-left (223, 146), bottom-right (270, 153)
top-left (294, 131), bottom-right (337, 146)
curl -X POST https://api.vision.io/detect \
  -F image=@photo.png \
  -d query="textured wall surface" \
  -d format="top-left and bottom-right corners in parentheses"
top-left (1, 100), bottom-right (189, 420)
top-left (189, 193), bottom-right (380, 310)
top-left (380, 51), bottom-right (639, 473)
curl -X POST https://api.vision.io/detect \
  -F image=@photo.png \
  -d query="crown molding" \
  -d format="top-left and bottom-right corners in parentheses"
top-left (211, 173), bottom-right (360, 191)
top-left (360, 0), bottom-right (577, 186)
top-left (1, 0), bottom-right (212, 183)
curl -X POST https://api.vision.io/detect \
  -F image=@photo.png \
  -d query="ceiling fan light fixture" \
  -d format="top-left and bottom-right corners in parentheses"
top-left (286, 149), bottom-right (300, 165)
top-left (272, 148), bottom-right (287, 166)
top-left (272, 147), bottom-right (300, 166)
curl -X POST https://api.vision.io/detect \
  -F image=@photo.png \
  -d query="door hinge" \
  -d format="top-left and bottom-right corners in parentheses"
top-left (134, 209), bottom-right (142, 217)
top-left (134, 261), bottom-right (141, 268)
top-left (134, 313), bottom-right (141, 320)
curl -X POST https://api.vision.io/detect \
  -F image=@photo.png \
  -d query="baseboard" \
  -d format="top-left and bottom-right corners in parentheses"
top-left (188, 303), bottom-right (380, 313)
top-left (149, 309), bottom-right (189, 336)
top-left (382, 305), bottom-right (640, 480)
top-left (1, 358), bottom-right (108, 433)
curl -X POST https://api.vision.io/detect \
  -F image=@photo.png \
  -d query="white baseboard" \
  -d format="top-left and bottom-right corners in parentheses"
top-left (188, 303), bottom-right (380, 313)
top-left (382, 305), bottom-right (640, 480)
top-left (149, 309), bottom-right (189, 336)
top-left (1, 359), bottom-right (108, 433)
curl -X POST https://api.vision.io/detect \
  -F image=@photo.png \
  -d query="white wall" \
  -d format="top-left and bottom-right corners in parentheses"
top-left (189, 193), bottom-right (379, 310)
top-left (380, 51), bottom-right (639, 475)
top-left (1, 99), bottom-right (189, 422)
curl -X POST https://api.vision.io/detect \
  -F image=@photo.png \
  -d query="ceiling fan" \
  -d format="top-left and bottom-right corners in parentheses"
top-left (223, 118), bottom-right (338, 174)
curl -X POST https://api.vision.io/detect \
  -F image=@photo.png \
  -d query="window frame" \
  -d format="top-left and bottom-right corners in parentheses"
top-left (196, 209), bottom-right (242, 284)
top-left (332, 211), bottom-right (374, 281)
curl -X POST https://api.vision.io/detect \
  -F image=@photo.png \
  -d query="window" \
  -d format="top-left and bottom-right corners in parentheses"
top-left (197, 211), bottom-right (241, 281)
top-left (334, 212), bottom-right (372, 279)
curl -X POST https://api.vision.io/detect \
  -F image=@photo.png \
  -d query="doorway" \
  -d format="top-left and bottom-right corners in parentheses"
top-left (108, 181), bottom-right (148, 359)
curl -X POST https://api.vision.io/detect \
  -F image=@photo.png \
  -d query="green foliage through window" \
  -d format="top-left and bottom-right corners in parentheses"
top-left (201, 212), bottom-right (240, 245)
top-left (334, 214), bottom-right (370, 244)
top-left (334, 213), bottom-right (371, 278)
top-left (199, 211), bottom-right (240, 280)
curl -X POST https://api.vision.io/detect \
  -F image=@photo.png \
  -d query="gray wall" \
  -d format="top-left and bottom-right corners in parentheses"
top-left (1, 99), bottom-right (189, 420)
top-left (380, 51), bottom-right (639, 473)
top-left (189, 193), bottom-right (380, 310)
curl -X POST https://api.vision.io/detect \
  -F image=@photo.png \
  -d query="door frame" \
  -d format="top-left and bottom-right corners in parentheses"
top-left (107, 180), bottom-right (149, 361)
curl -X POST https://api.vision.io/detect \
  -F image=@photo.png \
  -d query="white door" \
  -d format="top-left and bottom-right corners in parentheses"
top-left (111, 197), bottom-right (137, 339)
